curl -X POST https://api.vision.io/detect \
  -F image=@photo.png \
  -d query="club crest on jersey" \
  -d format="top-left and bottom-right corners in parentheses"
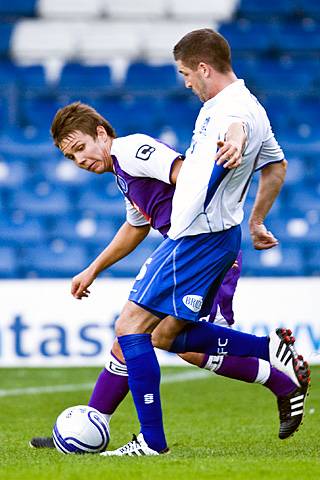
top-left (182, 294), bottom-right (203, 312)
top-left (136, 144), bottom-right (156, 161)
top-left (199, 116), bottom-right (211, 135)
top-left (116, 175), bottom-right (128, 193)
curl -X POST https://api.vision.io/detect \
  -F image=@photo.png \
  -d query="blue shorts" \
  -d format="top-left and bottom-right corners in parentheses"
top-left (129, 225), bottom-right (241, 322)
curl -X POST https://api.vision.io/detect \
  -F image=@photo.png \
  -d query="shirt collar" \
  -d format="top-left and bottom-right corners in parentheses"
top-left (203, 79), bottom-right (246, 110)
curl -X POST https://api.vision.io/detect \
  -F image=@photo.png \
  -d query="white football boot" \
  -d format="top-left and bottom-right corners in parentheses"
top-left (101, 433), bottom-right (169, 457)
top-left (269, 328), bottom-right (303, 386)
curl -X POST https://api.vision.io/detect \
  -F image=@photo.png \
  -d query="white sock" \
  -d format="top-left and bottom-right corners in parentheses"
top-left (102, 413), bottom-right (112, 424)
top-left (105, 351), bottom-right (128, 376)
top-left (255, 359), bottom-right (271, 384)
top-left (204, 355), bottom-right (225, 372)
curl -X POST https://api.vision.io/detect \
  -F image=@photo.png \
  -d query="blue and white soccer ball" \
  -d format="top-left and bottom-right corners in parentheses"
top-left (53, 405), bottom-right (110, 454)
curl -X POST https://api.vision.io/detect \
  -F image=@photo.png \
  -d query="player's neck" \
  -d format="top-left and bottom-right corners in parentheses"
top-left (207, 71), bottom-right (238, 100)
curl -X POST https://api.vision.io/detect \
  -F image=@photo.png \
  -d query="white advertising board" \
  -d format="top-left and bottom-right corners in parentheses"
top-left (0, 278), bottom-right (319, 367)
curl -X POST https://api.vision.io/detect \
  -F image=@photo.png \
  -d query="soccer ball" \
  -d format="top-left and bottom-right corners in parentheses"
top-left (53, 405), bottom-right (110, 454)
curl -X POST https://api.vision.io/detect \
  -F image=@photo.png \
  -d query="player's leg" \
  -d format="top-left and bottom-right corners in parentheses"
top-left (102, 300), bottom-right (186, 456)
top-left (88, 340), bottom-right (128, 419)
top-left (103, 230), bottom-right (308, 455)
top-left (103, 229), bottom-right (237, 456)
top-left (29, 339), bottom-right (129, 449)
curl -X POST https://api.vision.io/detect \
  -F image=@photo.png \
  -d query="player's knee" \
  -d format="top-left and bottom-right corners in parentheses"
top-left (151, 330), bottom-right (167, 349)
top-left (115, 301), bottom-right (156, 337)
top-left (111, 338), bottom-right (124, 361)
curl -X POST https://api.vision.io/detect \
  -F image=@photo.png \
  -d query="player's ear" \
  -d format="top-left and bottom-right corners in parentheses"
top-left (96, 125), bottom-right (107, 141)
top-left (198, 62), bottom-right (210, 78)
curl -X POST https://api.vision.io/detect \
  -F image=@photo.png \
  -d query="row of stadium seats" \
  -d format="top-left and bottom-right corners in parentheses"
top-left (8, 19), bottom-right (320, 64)
top-left (1, 242), bottom-right (320, 278)
top-left (2, 0), bottom-right (319, 22)
top-left (0, 0), bottom-right (238, 21)
top-left (1, 56), bottom-right (320, 92)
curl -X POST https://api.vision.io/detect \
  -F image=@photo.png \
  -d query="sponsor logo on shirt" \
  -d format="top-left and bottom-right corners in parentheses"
top-left (136, 144), bottom-right (156, 160)
top-left (182, 294), bottom-right (203, 312)
top-left (116, 175), bottom-right (128, 193)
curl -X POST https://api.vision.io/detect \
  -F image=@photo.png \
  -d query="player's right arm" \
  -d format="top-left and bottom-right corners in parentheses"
top-left (71, 221), bottom-right (150, 299)
top-left (250, 160), bottom-right (287, 250)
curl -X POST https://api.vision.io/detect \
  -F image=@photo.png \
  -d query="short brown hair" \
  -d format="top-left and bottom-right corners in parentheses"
top-left (173, 28), bottom-right (232, 73)
top-left (51, 101), bottom-right (116, 147)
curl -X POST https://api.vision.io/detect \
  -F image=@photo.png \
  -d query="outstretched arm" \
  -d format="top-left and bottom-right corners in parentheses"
top-left (249, 160), bottom-right (287, 250)
top-left (71, 221), bottom-right (150, 299)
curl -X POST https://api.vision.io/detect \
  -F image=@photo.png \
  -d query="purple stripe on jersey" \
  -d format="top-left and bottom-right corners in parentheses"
top-left (112, 155), bottom-right (174, 236)
top-left (209, 250), bottom-right (242, 325)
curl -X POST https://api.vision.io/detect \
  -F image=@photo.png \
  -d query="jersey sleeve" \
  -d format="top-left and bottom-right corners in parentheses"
top-left (255, 133), bottom-right (285, 171)
top-left (118, 134), bottom-right (181, 184)
top-left (125, 197), bottom-right (150, 227)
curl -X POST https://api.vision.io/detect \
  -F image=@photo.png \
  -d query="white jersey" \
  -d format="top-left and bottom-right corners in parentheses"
top-left (168, 80), bottom-right (284, 240)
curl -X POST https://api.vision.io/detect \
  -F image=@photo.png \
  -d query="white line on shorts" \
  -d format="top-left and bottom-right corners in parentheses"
top-left (0, 370), bottom-right (211, 398)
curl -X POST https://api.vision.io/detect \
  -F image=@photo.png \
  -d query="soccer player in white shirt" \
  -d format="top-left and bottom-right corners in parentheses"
top-left (103, 29), bottom-right (310, 456)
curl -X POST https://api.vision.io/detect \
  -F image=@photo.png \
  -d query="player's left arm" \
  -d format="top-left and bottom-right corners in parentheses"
top-left (249, 160), bottom-right (287, 250)
top-left (215, 121), bottom-right (247, 169)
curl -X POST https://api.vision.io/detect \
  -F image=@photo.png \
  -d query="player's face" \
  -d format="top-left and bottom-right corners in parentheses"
top-left (60, 128), bottom-right (113, 174)
top-left (176, 60), bottom-right (209, 102)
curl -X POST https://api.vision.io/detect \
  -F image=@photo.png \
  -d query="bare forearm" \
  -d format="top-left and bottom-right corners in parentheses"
top-left (90, 222), bottom-right (150, 275)
top-left (249, 160), bottom-right (287, 227)
top-left (216, 121), bottom-right (247, 168)
top-left (225, 122), bottom-right (247, 151)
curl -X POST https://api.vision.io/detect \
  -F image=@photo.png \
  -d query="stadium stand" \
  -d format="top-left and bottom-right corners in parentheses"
top-left (0, 0), bottom-right (319, 277)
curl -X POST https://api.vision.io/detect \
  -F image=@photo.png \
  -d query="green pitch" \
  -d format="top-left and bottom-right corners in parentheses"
top-left (0, 366), bottom-right (318, 480)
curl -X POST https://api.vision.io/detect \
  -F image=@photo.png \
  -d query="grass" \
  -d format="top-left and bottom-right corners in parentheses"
top-left (0, 366), bottom-right (319, 480)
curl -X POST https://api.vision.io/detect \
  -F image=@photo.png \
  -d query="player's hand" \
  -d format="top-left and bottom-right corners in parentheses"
top-left (71, 267), bottom-right (96, 299)
top-left (250, 223), bottom-right (279, 250)
top-left (215, 140), bottom-right (242, 169)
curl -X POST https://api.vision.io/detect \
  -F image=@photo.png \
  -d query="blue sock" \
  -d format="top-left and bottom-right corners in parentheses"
top-left (170, 322), bottom-right (269, 360)
top-left (118, 333), bottom-right (167, 452)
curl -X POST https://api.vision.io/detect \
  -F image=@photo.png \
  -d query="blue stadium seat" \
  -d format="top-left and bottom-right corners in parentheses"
top-left (21, 243), bottom-right (89, 278)
top-left (16, 64), bottom-right (47, 90)
top-left (58, 63), bottom-right (112, 91)
top-left (124, 62), bottom-right (178, 92)
top-left (19, 95), bottom-right (59, 130)
top-left (305, 248), bottom-right (320, 275)
top-left (0, 23), bottom-right (14, 57)
top-left (274, 23), bottom-right (320, 53)
top-left (285, 188), bottom-right (320, 215)
top-left (219, 23), bottom-right (273, 52)
top-left (299, 2), bottom-right (320, 19)
top-left (0, 0), bottom-right (36, 18)
top-left (0, 246), bottom-right (18, 278)
top-left (8, 183), bottom-right (71, 216)
top-left (0, 60), bottom-right (17, 87)
top-left (0, 214), bottom-right (47, 246)
top-left (76, 190), bottom-right (125, 218)
top-left (251, 68), bottom-right (312, 96)
top-left (0, 158), bottom-right (30, 189)
top-left (243, 247), bottom-right (305, 276)
top-left (237, 0), bottom-right (294, 19)
top-left (47, 216), bottom-right (117, 246)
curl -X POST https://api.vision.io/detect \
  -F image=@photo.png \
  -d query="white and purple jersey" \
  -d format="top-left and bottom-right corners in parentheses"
top-left (111, 134), bottom-right (181, 236)
top-left (169, 80), bottom-right (285, 239)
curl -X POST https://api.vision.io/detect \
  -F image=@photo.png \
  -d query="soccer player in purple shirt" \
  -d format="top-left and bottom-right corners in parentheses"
top-left (30, 102), bottom-right (310, 451)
